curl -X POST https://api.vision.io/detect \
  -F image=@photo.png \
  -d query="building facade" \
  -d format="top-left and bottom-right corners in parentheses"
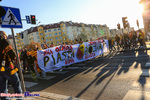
top-left (140, 0), bottom-right (150, 33)
top-left (17, 21), bottom-right (110, 48)
top-left (15, 33), bottom-right (24, 51)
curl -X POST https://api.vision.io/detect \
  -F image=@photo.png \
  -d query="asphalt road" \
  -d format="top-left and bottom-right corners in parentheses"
top-left (10, 43), bottom-right (150, 100)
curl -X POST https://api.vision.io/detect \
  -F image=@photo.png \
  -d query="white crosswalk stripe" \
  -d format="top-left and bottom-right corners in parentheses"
top-left (145, 59), bottom-right (150, 67)
top-left (23, 74), bottom-right (56, 80)
top-left (24, 81), bottom-right (38, 88)
top-left (123, 90), bottom-right (150, 100)
top-left (23, 71), bottom-right (69, 88)
top-left (23, 71), bottom-right (69, 80)
top-left (47, 71), bottom-right (69, 74)
top-left (123, 60), bottom-right (150, 100)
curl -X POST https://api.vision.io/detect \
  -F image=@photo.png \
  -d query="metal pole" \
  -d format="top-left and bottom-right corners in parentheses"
top-left (11, 28), bottom-right (26, 93)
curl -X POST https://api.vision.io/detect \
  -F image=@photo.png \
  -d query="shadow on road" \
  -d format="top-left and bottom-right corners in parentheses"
top-left (22, 47), bottom-right (149, 100)
top-left (75, 48), bottom-right (149, 100)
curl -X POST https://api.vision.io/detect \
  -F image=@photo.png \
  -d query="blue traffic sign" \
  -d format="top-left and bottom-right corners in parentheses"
top-left (1, 6), bottom-right (22, 28)
top-left (25, 15), bottom-right (31, 24)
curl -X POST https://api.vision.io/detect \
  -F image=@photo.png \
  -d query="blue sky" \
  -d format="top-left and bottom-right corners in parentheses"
top-left (0, 0), bottom-right (143, 35)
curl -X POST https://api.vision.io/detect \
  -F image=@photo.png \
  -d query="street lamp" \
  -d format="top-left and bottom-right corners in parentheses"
top-left (37, 21), bottom-right (41, 26)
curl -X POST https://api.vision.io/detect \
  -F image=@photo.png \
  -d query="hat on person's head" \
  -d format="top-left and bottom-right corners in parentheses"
top-left (27, 52), bottom-right (31, 55)
top-left (0, 31), bottom-right (7, 39)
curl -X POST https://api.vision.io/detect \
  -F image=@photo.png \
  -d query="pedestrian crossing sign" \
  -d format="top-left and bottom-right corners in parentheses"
top-left (1, 6), bottom-right (22, 28)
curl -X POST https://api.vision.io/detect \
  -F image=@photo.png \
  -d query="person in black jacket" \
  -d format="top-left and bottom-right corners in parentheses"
top-left (115, 35), bottom-right (120, 50)
top-left (26, 52), bottom-right (35, 76)
top-left (20, 48), bottom-right (28, 73)
top-left (0, 31), bottom-right (22, 100)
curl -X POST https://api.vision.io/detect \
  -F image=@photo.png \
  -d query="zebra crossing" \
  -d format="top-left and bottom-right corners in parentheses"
top-left (23, 70), bottom-right (69, 88)
top-left (123, 60), bottom-right (150, 100)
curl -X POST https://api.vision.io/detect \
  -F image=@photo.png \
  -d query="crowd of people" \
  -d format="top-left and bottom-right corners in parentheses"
top-left (20, 29), bottom-right (148, 79)
top-left (20, 44), bottom-right (46, 79)
top-left (0, 29), bottom-right (148, 100)
top-left (108, 29), bottom-right (146, 52)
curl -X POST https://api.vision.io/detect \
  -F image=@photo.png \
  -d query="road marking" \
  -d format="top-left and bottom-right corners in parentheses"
top-left (47, 71), bottom-right (69, 74)
top-left (132, 69), bottom-right (150, 88)
top-left (110, 55), bottom-right (149, 59)
top-left (123, 90), bottom-right (150, 100)
top-left (24, 81), bottom-right (38, 88)
top-left (65, 66), bottom-right (129, 70)
top-left (145, 62), bottom-right (150, 67)
top-left (140, 69), bottom-right (150, 77)
top-left (74, 64), bottom-right (86, 66)
top-left (65, 67), bottom-right (79, 69)
top-left (23, 74), bottom-right (56, 80)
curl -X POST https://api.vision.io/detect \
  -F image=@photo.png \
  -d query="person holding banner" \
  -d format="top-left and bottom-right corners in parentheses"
top-left (0, 31), bottom-right (22, 100)
top-left (50, 42), bottom-right (55, 47)
top-left (31, 44), bottom-right (46, 78)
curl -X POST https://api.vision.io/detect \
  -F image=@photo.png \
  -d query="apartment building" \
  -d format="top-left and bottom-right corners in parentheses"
top-left (16, 21), bottom-right (110, 48)
top-left (15, 33), bottom-right (24, 51)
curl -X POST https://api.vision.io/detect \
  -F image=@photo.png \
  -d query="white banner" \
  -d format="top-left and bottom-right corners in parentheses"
top-left (37, 39), bottom-right (109, 72)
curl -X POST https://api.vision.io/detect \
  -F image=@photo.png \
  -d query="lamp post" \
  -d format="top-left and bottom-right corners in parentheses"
top-left (37, 21), bottom-right (41, 26)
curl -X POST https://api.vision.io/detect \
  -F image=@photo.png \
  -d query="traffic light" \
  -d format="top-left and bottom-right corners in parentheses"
top-left (117, 23), bottom-right (120, 29)
top-left (30, 15), bottom-right (36, 24)
top-left (122, 17), bottom-right (128, 29)
top-left (136, 19), bottom-right (139, 28)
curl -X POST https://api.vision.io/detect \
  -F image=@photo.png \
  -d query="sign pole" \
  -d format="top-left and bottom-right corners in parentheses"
top-left (11, 28), bottom-right (26, 93)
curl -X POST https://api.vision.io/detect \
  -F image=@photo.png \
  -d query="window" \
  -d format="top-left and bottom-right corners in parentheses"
top-left (59, 32), bottom-right (61, 35)
top-left (58, 28), bottom-right (60, 30)
top-left (64, 38), bottom-right (66, 40)
top-left (56, 41), bottom-right (59, 44)
top-left (50, 38), bottom-right (53, 41)
top-left (55, 33), bottom-right (57, 35)
top-left (67, 31), bottom-right (69, 33)
top-left (41, 37), bottom-right (44, 40)
top-left (49, 34), bottom-right (52, 36)
top-left (45, 30), bottom-right (47, 33)
top-left (63, 34), bottom-right (66, 36)
top-left (46, 39), bottom-right (48, 41)
top-left (62, 30), bottom-right (65, 32)
top-left (40, 33), bottom-right (43, 36)
top-left (45, 35), bottom-right (48, 37)
top-left (48, 30), bottom-right (51, 32)
top-left (40, 29), bottom-right (42, 31)
top-left (38, 40), bottom-right (40, 42)
top-left (55, 37), bottom-right (58, 40)
top-left (54, 29), bottom-right (57, 31)
top-left (36, 32), bottom-right (39, 35)
top-left (60, 37), bottom-right (62, 39)
top-left (37, 36), bottom-right (40, 39)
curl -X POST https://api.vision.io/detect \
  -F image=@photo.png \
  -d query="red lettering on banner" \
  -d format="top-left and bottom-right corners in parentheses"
top-left (65, 58), bottom-right (75, 65)
top-left (98, 40), bottom-right (101, 43)
top-left (85, 53), bottom-right (95, 59)
top-left (89, 42), bottom-right (97, 45)
top-left (44, 49), bottom-right (53, 56)
top-left (55, 45), bottom-right (73, 52)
